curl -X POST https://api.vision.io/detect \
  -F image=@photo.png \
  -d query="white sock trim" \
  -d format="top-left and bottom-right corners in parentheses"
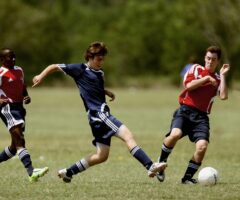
top-left (80, 159), bottom-right (89, 169)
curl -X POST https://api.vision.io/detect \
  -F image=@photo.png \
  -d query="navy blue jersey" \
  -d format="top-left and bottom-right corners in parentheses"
top-left (58, 63), bottom-right (107, 112)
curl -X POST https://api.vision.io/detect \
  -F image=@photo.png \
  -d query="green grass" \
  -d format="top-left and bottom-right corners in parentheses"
top-left (0, 87), bottom-right (239, 200)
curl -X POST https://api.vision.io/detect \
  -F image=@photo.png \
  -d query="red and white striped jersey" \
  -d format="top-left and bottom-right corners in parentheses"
top-left (0, 65), bottom-right (26, 103)
top-left (179, 64), bottom-right (220, 114)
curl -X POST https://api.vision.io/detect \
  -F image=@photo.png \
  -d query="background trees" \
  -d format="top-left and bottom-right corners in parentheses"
top-left (1, 0), bottom-right (239, 86)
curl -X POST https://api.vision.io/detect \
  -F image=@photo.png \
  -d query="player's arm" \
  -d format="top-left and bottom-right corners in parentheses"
top-left (218, 64), bottom-right (230, 100)
top-left (185, 72), bottom-right (217, 91)
top-left (185, 75), bottom-right (217, 91)
top-left (32, 64), bottom-right (62, 87)
top-left (105, 89), bottom-right (115, 101)
top-left (23, 85), bottom-right (31, 104)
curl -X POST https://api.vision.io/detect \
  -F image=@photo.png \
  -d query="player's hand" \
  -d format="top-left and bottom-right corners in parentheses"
top-left (0, 98), bottom-right (8, 106)
top-left (32, 75), bottom-right (42, 87)
top-left (105, 90), bottom-right (115, 101)
top-left (220, 64), bottom-right (230, 76)
top-left (208, 76), bottom-right (218, 87)
top-left (23, 96), bottom-right (31, 104)
top-left (108, 92), bottom-right (115, 101)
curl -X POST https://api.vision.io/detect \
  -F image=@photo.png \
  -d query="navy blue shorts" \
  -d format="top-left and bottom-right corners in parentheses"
top-left (88, 111), bottom-right (123, 146)
top-left (166, 104), bottom-right (210, 142)
top-left (0, 103), bottom-right (26, 131)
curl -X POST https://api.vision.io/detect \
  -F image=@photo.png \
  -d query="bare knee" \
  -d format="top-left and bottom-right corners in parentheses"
top-left (196, 143), bottom-right (208, 155)
top-left (164, 128), bottom-right (182, 146)
top-left (193, 140), bottom-right (208, 162)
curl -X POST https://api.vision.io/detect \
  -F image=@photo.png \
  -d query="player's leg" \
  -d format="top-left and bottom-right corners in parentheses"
top-left (193, 139), bottom-right (208, 163)
top-left (10, 125), bottom-right (34, 175)
top-left (11, 125), bottom-right (48, 183)
top-left (58, 142), bottom-right (110, 183)
top-left (181, 139), bottom-right (208, 184)
top-left (157, 107), bottom-right (186, 182)
top-left (156, 128), bottom-right (182, 182)
top-left (181, 109), bottom-right (209, 184)
top-left (1, 104), bottom-right (48, 182)
top-left (116, 125), bottom-right (167, 177)
top-left (0, 141), bottom-right (16, 162)
top-left (0, 107), bottom-right (17, 162)
top-left (159, 128), bottom-right (182, 163)
top-left (86, 143), bottom-right (110, 166)
top-left (159, 107), bottom-right (184, 164)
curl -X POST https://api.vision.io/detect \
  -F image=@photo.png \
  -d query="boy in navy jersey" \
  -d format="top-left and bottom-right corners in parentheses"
top-left (157, 46), bottom-right (230, 184)
top-left (32, 42), bottom-right (167, 183)
top-left (0, 48), bottom-right (48, 182)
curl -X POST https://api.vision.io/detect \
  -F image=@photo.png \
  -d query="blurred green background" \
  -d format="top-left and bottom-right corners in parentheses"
top-left (1, 0), bottom-right (239, 86)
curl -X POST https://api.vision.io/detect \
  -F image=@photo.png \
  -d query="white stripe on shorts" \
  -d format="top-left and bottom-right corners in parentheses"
top-left (98, 112), bottom-right (119, 132)
top-left (1, 104), bottom-right (24, 130)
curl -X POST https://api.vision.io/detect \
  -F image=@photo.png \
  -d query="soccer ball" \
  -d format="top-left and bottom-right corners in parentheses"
top-left (198, 167), bottom-right (219, 186)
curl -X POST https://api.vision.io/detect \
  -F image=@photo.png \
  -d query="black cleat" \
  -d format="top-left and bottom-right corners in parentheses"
top-left (181, 178), bottom-right (198, 184)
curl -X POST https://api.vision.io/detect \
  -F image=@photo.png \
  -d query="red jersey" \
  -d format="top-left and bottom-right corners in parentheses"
top-left (179, 64), bottom-right (220, 114)
top-left (0, 65), bottom-right (26, 103)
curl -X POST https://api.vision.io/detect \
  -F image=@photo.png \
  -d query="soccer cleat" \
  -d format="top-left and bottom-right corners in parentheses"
top-left (58, 168), bottom-right (72, 183)
top-left (148, 162), bottom-right (167, 178)
top-left (181, 178), bottom-right (198, 184)
top-left (29, 167), bottom-right (49, 182)
top-left (156, 171), bottom-right (165, 182)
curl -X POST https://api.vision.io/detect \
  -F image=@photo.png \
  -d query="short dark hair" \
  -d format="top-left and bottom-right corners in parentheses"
top-left (0, 48), bottom-right (13, 57)
top-left (206, 46), bottom-right (221, 59)
top-left (84, 42), bottom-right (108, 61)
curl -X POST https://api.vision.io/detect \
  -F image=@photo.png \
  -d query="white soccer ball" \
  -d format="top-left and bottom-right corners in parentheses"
top-left (198, 167), bottom-right (219, 186)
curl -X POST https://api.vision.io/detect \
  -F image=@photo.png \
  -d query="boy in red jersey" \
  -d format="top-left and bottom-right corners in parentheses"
top-left (157, 46), bottom-right (230, 184)
top-left (0, 48), bottom-right (48, 182)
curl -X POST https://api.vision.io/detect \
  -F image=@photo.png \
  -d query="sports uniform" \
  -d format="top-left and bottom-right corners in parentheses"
top-left (0, 65), bottom-right (27, 130)
top-left (157, 46), bottom-right (229, 184)
top-left (33, 42), bottom-right (167, 183)
top-left (58, 63), bottom-right (122, 146)
top-left (0, 48), bottom-right (48, 182)
top-left (167, 64), bottom-right (221, 142)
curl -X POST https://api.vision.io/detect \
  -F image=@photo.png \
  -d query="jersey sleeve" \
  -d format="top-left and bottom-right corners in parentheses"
top-left (58, 63), bottom-right (84, 78)
top-left (183, 64), bottom-right (204, 87)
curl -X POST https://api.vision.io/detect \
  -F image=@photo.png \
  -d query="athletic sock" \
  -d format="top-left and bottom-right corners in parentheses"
top-left (130, 146), bottom-right (153, 170)
top-left (66, 158), bottom-right (89, 177)
top-left (182, 160), bottom-right (201, 180)
top-left (158, 143), bottom-right (173, 162)
top-left (0, 147), bottom-right (16, 162)
top-left (17, 148), bottom-right (34, 176)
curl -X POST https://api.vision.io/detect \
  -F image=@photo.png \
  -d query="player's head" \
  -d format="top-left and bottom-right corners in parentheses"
top-left (84, 42), bottom-right (108, 61)
top-left (204, 46), bottom-right (221, 72)
top-left (85, 42), bottom-right (108, 69)
top-left (0, 48), bottom-right (16, 68)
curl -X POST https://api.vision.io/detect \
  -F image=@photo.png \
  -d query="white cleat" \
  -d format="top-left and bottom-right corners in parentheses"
top-left (148, 162), bottom-right (167, 178)
top-left (58, 168), bottom-right (72, 183)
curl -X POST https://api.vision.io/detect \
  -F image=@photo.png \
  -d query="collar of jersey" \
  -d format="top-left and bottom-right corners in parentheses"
top-left (85, 63), bottom-right (103, 73)
top-left (1, 65), bottom-right (17, 70)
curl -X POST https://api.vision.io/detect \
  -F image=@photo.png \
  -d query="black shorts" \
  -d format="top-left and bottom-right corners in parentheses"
top-left (166, 104), bottom-right (210, 142)
top-left (0, 103), bottom-right (26, 131)
top-left (88, 110), bottom-right (123, 146)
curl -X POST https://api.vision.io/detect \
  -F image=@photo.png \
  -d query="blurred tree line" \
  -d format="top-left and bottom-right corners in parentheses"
top-left (0, 0), bottom-right (239, 87)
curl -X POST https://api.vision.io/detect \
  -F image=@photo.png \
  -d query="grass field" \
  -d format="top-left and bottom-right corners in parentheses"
top-left (0, 87), bottom-right (239, 200)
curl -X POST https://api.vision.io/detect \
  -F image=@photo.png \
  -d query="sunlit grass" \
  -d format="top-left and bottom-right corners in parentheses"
top-left (0, 87), bottom-right (239, 200)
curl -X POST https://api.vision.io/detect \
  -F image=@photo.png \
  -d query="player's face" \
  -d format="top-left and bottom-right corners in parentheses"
top-left (204, 52), bottom-right (219, 72)
top-left (89, 55), bottom-right (105, 70)
top-left (1, 50), bottom-right (16, 68)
